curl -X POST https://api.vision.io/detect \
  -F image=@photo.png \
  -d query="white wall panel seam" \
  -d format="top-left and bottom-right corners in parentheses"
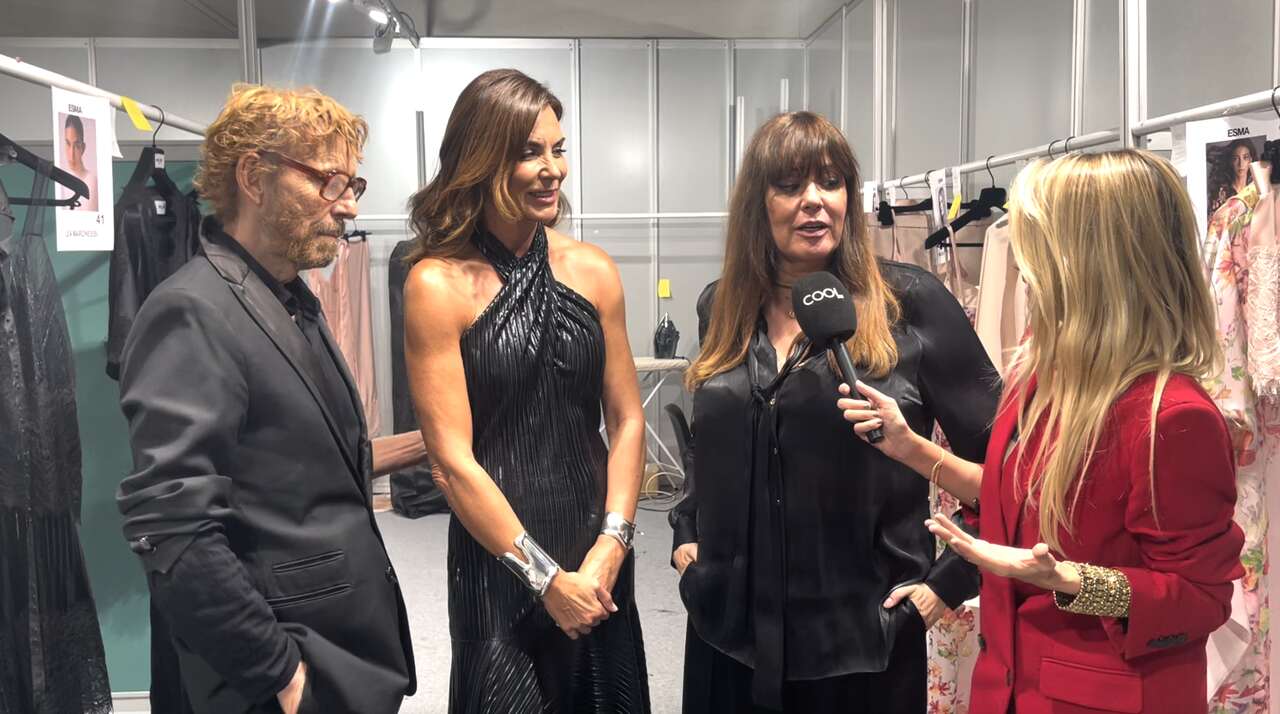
top-left (570, 38), bottom-right (584, 238)
top-left (839, 4), bottom-right (848, 133)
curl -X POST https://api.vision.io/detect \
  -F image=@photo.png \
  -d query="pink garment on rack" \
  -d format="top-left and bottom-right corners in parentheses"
top-left (917, 217), bottom-right (990, 714)
top-left (1247, 189), bottom-right (1280, 399)
top-left (866, 212), bottom-right (932, 269)
top-left (973, 216), bottom-right (1028, 375)
top-left (1201, 184), bottom-right (1276, 713)
top-left (303, 238), bottom-right (381, 437)
top-left (867, 212), bottom-right (987, 712)
top-left (930, 218), bottom-right (988, 320)
top-left (865, 212), bottom-right (987, 315)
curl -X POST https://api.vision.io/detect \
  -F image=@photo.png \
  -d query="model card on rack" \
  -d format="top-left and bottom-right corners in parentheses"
top-left (1185, 113), bottom-right (1275, 242)
top-left (50, 87), bottom-right (113, 251)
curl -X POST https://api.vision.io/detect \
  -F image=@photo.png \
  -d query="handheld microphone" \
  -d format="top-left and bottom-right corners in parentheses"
top-left (791, 271), bottom-right (885, 444)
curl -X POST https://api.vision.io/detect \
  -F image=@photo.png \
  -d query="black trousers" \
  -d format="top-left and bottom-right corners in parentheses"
top-left (680, 618), bottom-right (927, 714)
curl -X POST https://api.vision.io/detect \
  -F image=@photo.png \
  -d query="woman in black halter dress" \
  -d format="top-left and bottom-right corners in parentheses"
top-left (403, 69), bottom-right (651, 713)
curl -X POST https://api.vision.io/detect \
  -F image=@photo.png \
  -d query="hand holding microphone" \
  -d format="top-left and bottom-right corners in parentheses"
top-left (791, 271), bottom-right (886, 444)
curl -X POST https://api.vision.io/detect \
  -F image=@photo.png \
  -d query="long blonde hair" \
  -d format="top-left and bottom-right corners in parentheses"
top-left (1003, 150), bottom-right (1222, 551)
top-left (686, 112), bottom-right (900, 389)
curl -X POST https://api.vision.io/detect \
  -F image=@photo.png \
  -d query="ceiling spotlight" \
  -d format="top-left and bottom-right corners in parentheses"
top-left (353, 0), bottom-right (418, 52)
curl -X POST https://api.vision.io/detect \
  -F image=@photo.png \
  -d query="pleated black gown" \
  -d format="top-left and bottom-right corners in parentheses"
top-left (447, 225), bottom-right (650, 714)
top-left (0, 166), bottom-right (111, 713)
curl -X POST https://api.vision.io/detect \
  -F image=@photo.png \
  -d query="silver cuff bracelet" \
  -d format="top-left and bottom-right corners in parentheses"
top-left (600, 512), bottom-right (636, 551)
top-left (499, 532), bottom-right (561, 597)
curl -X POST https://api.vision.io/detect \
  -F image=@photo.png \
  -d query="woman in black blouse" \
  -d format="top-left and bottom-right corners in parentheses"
top-left (670, 112), bottom-right (1000, 713)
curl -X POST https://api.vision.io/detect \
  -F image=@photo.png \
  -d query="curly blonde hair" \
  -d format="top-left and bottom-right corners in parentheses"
top-left (195, 83), bottom-right (368, 222)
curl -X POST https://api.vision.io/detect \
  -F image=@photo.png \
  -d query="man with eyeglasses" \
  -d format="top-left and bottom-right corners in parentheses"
top-left (116, 84), bottom-right (422, 714)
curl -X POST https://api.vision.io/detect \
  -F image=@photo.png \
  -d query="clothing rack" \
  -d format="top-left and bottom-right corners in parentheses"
top-left (0, 53), bottom-right (208, 137)
top-left (881, 86), bottom-right (1280, 193)
top-left (881, 129), bottom-right (1119, 191)
top-left (1132, 87), bottom-right (1280, 137)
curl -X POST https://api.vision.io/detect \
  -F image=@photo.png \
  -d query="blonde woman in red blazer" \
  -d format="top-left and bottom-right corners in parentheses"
top-left (838, 149), bottom-right (1245, 713)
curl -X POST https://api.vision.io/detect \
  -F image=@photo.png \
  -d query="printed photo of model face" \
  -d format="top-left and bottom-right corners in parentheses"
top-left (1230, 141), bottom-right (1254, 191)
top-left (58, 113), bottom-right (98, 212)
top-left (62, 118), bottom-right (86, 173)
top-left (1205, 135), bottom-right (1262, 224)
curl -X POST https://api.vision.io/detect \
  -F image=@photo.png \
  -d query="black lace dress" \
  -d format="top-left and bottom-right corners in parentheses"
top-left (0, 168), bottom-right (111, 713)
top-left (446, 225), bottom-right (650, 713)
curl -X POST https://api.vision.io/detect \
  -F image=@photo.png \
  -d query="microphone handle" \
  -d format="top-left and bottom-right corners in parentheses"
top-left (831, 341), bottom-right (885, 444)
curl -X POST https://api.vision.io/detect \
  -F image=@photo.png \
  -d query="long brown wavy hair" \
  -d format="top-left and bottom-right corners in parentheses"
top-left (686, 112), bottom-right (900, 390)
top-left (405, 69), bottom-right (567, 262)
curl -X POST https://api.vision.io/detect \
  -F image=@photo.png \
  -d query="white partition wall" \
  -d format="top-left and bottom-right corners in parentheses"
top-left (844, 0), bottom-right (875, 170)
top-left (892, 0), bottom-right (965, 178)
top-left (580, 40), bottom-right (656, 353)
top-left (94, 39), bottom-right (240, 143)
top-left (0, 39), bottom-right (92, 143)
top-left (1083, 0), bottom-right (1122, 135)
top-left (734, 40), bottom-right (805, 148)
top-left (1147, 0), bottom-right (1274, 119)
top-left (260, 40), bottom-right (423, 217)
top-left (971, 0), bottom-right (1074, 185)
top-left (806, 12), bottom-right (844, 127)
top-left (658, 40), bottom-right (731, 213)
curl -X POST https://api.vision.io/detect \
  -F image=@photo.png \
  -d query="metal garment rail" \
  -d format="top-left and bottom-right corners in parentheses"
top-left (0, 53), bottom-right (208, 136)
top-left (881, 84), bottom-right (1280, 191)
top-left (881, 129), bottom-right (1120, 190)
top-left (1132, 87), bottom-right (1280, 137)
top-left (357, 212), bottom-right (730, 223)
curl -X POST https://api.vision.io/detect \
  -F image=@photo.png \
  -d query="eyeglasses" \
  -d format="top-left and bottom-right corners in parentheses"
top-left (260, 151), bottom-right (367, 202)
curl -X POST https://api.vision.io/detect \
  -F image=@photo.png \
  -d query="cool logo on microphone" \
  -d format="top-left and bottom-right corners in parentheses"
top-left (802, 287), bottom-right (847, 306)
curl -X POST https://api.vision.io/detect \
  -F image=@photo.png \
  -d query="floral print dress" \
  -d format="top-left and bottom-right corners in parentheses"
top-left (1202, 184), bottom-right (1278, 713)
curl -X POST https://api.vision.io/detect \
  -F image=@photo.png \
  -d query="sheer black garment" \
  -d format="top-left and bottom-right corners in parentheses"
top-left (448, 225), bottom-right (649, 713)
top-left (672, 261), bottom-right (1000, 709)
top-left (0, 170), bottom-right (112, 714)
top-left (388, 239), bottom-right (448, 518)
top-left (106, 148), bottom-right (201, 380)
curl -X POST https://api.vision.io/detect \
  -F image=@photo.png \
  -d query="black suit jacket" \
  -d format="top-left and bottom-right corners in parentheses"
top-left (117, 227), bottom-right (415, 714)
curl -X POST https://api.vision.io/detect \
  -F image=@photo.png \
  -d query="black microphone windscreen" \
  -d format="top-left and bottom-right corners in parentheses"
top-left (791, 271), bottom-right (857, 343)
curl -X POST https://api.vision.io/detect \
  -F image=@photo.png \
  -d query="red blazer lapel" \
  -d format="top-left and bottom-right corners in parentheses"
top-left (984, 376), bottom-right (1035, 545)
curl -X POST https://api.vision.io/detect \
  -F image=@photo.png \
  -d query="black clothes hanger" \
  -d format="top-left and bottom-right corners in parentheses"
top-left (0, 178), bottom-right (14, 243)
top-left (0, 131), bottom-right (90, 208)
top-left (127, 107), bottom-right (179, 196)
top-left (923, 188), bottom-right (1006, 249)
top-left (893, 169), bottom-right (937, 213)
top-left (876, 170), bottom-right (937, 226)
top-left (341, 229), bottom-right (370, 243)
top-left (923, 157), bottom-right (1007, 250)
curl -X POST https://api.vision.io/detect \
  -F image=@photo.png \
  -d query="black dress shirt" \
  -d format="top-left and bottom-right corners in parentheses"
top-left (672, 261), bottom-right (1001, 707)
top-left (208, 227), bottom-right (362, 454)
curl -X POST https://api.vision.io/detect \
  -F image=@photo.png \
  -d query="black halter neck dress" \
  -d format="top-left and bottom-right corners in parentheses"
top-left (447, 225), bottom-right (650, 713)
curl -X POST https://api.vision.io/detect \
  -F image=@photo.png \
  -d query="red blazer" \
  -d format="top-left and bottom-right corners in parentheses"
top-left (966, 373), bottom-right (1245, 714)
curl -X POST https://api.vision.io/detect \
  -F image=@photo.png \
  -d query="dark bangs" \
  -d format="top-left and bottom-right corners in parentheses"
top-left (757, 111), bottom-right (858, 186)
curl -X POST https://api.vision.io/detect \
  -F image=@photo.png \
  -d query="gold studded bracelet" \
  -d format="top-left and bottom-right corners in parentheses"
top-left (1053, 562), bottom-right (1132, 618)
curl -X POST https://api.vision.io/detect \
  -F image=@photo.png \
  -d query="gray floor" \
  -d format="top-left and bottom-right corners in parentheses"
top-left (379, 505), bottom-right (687, 714)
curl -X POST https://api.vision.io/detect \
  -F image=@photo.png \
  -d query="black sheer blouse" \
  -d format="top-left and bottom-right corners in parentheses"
top-left (671, 260), bottom-right (1000, 703)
